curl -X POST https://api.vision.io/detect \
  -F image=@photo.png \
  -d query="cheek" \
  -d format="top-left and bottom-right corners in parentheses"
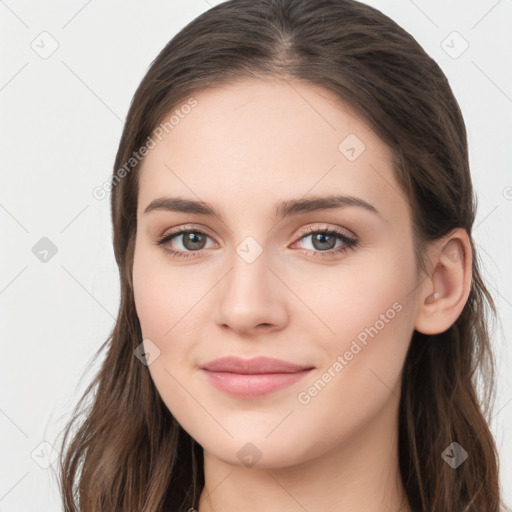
top-left (291, 246), bottom-right (417, 349)
top-left (132, 245), bottom-right (200, 424)
top-left (132, 240), bottom-right (201, 340)
top-left (132, 243), bottom-right (209, 412)
top-left (133, 244), bottom-right (164, 338)
top-left (297, 247), bottom-right (418, 410)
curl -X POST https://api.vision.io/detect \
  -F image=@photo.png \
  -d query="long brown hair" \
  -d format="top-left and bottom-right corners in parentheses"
top-left (57, 0), bottom-right (506, 510)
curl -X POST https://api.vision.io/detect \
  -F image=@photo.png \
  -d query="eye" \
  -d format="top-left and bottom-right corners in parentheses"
top-left (291, 225), bottom-right (358, 258)
top-left (155, 227), bottom-right (217, 259)
top-left (155, 224), bottom-right (358, 259)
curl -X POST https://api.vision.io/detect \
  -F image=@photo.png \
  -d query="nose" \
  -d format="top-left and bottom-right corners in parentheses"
top-left (213, 243), bottom-right (289, 336)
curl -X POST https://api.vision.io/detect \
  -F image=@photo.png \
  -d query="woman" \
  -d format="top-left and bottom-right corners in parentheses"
top-left (58, 0), bottom-right (507, 510)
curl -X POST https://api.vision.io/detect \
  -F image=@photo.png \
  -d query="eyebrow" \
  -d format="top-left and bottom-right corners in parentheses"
top-left (143, 194), bottom-right (382, 220)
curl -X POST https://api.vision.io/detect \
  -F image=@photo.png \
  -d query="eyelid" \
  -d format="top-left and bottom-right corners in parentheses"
top-left (295, 223), bottom-right (355, 239)
top-left (157, 222), bottom-right (355, 243)
top-left (157, 223), bottom-right (216, 239)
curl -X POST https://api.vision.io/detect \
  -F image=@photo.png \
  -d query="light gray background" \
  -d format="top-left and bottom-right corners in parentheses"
top-left (1, 0), bottom-right (511, 509)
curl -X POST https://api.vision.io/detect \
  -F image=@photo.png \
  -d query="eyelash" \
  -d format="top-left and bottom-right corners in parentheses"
top-left (155, 225), bottom-right (358, 260)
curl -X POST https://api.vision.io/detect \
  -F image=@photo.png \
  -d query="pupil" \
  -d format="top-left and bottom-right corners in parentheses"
top-left (313, 233), bottom-right (336, 250)
top-left (184, 232), bottom-right (205, 250)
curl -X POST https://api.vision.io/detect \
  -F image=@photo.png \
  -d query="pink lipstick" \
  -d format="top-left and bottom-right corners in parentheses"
top-left (200, 356), bottom-right (314, 398)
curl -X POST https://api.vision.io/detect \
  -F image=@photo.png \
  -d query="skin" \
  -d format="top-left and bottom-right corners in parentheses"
top-left (132, 78), bottom-right (472, 512)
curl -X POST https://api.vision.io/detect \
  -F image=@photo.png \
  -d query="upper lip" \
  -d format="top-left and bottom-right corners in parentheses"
top-left (201, 356), bottom-right (314, 374)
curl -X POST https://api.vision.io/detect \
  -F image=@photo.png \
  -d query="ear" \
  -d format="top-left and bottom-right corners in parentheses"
top-left (414, 228), bottom-right (473, 335)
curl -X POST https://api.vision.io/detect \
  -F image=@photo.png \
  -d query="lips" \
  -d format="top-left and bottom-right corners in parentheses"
top-left (200, 356), bottom-right (313, 374)
top-left (200, 356), bottom-right (314, 398)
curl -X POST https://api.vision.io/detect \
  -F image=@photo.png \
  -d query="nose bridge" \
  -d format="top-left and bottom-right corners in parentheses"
top-left (227, 233), bottom-right (275, 303)
top-left (214, 233), bottom-right (287, 331)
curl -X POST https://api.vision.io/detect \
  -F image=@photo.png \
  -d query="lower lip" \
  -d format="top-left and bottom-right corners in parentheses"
top-left (201, 369), bottom-right (313, 398)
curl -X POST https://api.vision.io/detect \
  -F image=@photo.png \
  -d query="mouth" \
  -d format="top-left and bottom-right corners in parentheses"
top-left (200, 356), bottom-right (314, 398)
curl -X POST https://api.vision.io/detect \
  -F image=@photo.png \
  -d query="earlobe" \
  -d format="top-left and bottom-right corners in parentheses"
top-left (414, 230), bottom-right (473, 335)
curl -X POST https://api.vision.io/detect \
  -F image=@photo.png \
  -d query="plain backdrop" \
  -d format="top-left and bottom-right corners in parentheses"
top-left (0, 0), bottom-right (511, 509)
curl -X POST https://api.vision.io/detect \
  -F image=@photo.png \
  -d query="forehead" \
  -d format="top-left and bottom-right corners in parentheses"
top-left (137, 78), bottom-right (407, 224)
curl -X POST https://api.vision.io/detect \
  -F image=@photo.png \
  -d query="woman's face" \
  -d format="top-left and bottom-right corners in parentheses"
top-left (132, 78), bottom-right (424, 468)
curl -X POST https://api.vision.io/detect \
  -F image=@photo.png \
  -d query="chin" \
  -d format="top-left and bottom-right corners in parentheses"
top-left (198, 429), bottom-right (316, 470)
